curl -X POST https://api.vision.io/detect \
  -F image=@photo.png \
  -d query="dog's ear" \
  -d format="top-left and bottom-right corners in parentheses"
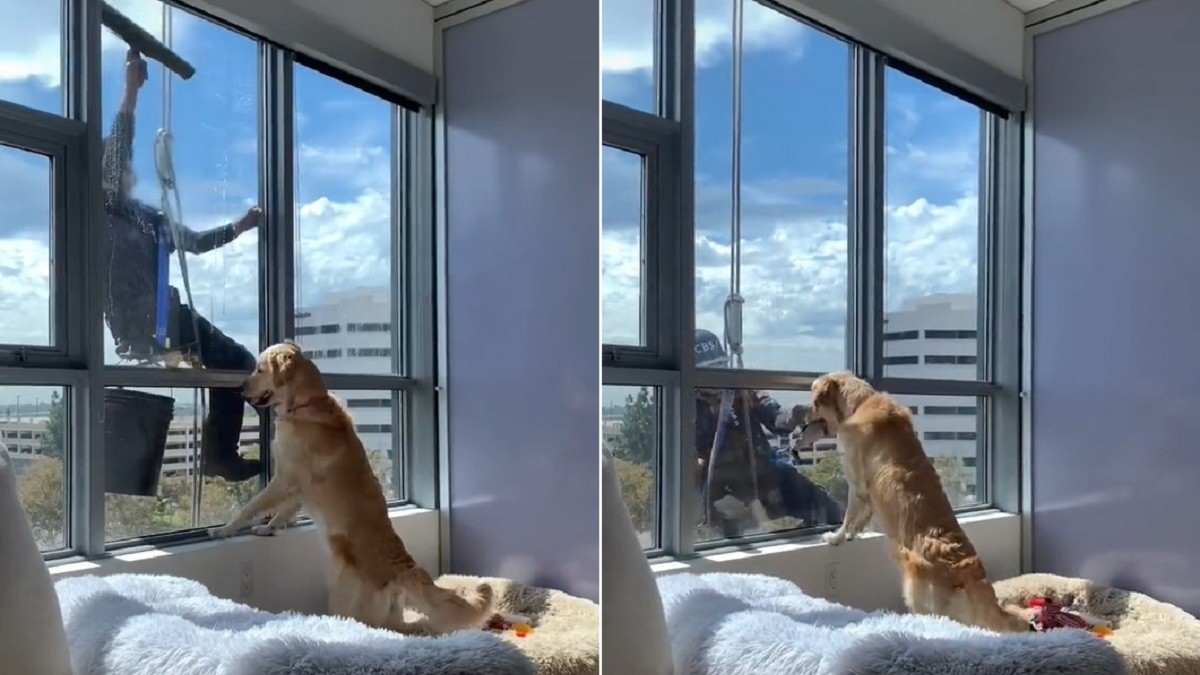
top-left (811, 377), bottom-right (840, 418)
top-left (270, 348), bottom-right (297, 386)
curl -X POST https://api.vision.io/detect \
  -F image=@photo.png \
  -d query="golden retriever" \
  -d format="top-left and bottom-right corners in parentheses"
top-left (208, 341), bottom-right (494, 635)
top-left (797, 371), bottom-right (1027, 633)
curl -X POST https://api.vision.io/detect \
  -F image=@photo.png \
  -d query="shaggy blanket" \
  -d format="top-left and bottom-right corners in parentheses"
top-left (55, 573), bottom-right (535, 675)
top-left (996, 573), bottom-right (1200, 675)
top-left (657, 572), bottom-right (1128, 675)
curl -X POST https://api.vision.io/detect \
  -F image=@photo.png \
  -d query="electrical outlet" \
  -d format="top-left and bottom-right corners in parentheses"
top-left (239, 560), bottom-right (254, 600)
top-left (825, 560), bottom-right (840, 600)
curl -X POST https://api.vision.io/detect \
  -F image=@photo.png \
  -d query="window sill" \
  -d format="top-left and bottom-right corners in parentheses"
top-left (650, 510), bottom-right (1021, 612)
top-left (46, 506), bottom-right (439, 615)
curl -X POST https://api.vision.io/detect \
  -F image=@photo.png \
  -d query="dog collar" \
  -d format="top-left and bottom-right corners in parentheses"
top-left (286, 398), bottom-right (319, 415)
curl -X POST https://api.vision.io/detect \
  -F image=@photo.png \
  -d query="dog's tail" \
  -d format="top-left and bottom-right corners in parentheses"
top-left (409, 578), bottom-right (496, 634)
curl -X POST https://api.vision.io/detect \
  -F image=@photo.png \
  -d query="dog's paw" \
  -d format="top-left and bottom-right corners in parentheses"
top-left (250, 524), bottom-right (276, 537)
top-left (844, 530), bottom-right (858, 542)
top-left (207, 525), bottom-right (233, 539)
top-left (822, 530), bottom-right (845, 546)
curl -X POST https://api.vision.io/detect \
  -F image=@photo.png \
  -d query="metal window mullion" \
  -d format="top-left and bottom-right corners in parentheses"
top-left (850, 48), bottom-right (885, 380)
top-left (393, 106), bottom-right (412, 499)
top-left (989, 112), bottom-right (1022, 515)
top-left (668, 0), bottom-right (697, 559)
top-left (68, 0), bottom-right (105, 558)
top-left (692, 368), bottom-right (823, 392)
top-left (406, 107), bottom-right (438, 509)
top-left (259, 46), bottom-right (294, 482)
top-left (100, 367), bottom-right (249, 389)
top-left (871, 376), bottom-right (996, 397)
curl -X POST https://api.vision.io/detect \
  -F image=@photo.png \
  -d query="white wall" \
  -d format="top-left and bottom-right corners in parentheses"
top-left (48, 509), bottom-right (439, 615)
top-left (881, 0), bottom-right (1025, 79)
top-left (652, 512), bottom-right (1020, 611)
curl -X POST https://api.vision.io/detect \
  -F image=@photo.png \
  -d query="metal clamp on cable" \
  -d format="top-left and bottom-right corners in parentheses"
top-left (723, 293), bottom-right (745, 369)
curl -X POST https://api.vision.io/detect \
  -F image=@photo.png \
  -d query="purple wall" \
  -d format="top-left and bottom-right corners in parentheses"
top-left (1032, 0), bottom-right (1200, 613)
top-left (440, 0), bottom-right (599, 601)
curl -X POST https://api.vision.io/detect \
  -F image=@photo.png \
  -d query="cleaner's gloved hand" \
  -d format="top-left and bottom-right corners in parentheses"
top-left (125, 48), bottom-right (147, 94)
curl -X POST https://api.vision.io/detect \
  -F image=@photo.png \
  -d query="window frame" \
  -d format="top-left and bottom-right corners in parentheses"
top-left (602, 101), bottom-right (680, 369)
top-left (602, 0), bottom-right (1023, 559)
top-left (0, 0), bottom-right (435, 560)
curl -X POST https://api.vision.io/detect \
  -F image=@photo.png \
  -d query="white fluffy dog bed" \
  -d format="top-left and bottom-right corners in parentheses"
top-left (657, 572), bottom-right (1128, 675)
top-left (55, 573), bottom-right (535, 675)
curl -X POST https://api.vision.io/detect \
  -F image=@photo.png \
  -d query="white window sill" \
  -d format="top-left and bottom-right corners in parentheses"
top-left (650, 510), bottom-right (1021, 612)
top-left (46, 506), bottom-right (439, 615)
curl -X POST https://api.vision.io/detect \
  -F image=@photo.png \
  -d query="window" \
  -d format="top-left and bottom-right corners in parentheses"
top-left (0, 145), bottom-right (52, 346)
top-left (294, 62), bottom-right (401, 375)
top-left (695, 387), bottom-right (843, 544)
top-left (601, 0), bottom-right (658, 113)
top-left (100, 5), bottom-right (261, 367)
top-left (0, 0), bottom-right (62, 115)
top-left (924, 405), bottom-right (977, 415)
top-left (892, 394), bottom-right (984, 509)
top-left (694, 2), bottom-right (849, 373)
top-left (603, 0), bottom-right (1015, 558)
top-left (926, 329), bottom-right (977, 340)
top-left (9, 386), bottom-right (68, 552)
top-left (330, 390), bottom-right (403, 502)
top-left (0, 1), bottom-right (429, 558)
top-left (604, 385), bottom-right (661, 550)
top-left (103, 387), bottom-right (261, 543)
top-left (925, 355), bottom-right (976, 365)
top-left (882, 67), bottom-right (986, 381)
top-left (602, 145), bottom-right (648, 347)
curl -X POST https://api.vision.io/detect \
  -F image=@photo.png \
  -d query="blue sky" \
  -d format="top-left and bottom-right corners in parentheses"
top-left (0, 0), bottom-right (395, 403)
top-left (602, 0), bottom-right (983, 377)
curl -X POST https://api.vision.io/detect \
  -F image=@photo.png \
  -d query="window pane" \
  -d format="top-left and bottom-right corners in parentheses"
top-left (294, 64), bottom-right (401, 375)
top-left (603, 385), bottom-right (660, 549)
top-left (0, 0), bottom-right (62, 115)
top-left (889, 393), bottom-right (984, 509)
top-left (0, 144), bottom-right (52, 346)
top-left (329, 389), bottom-right (404, 502)
top-left (602, 0), bottom-right (656, 112)
top-left (694, 3), bottom-right (849, 372)
top-left (883, 68), bottom-right (984, 380)
top-left (104, 386), bottom-right (263, 544)
top-left (7, 386), bottom-right (68, 552)
top-left (694, 387), bottom-right (843, 544)
top-left (602, 146), bottom-right (647, 346)
top-left (100, 3), bottom-right (261, 368)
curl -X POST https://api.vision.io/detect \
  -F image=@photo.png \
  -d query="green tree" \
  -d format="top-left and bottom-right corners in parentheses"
top-left (609, 388), bottom-right (655, 465)
top-left (614, 457), bottom-right (654, 535)
top-left (803, 454), bottom-right (848, 505)
top-left (16, 457), bottom-right (66, 549)
top-left (40, 391), bottom-right (65, 459)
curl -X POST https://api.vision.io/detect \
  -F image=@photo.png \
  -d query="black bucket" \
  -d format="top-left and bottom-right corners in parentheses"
top-left (104, 389), bottom-right (175, 497)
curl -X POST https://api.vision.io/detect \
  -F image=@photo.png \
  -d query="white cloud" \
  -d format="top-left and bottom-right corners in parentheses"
top-left (603, 0), bottom-right (807, 74)
top-left (603, 143), bottom-right (980, 372)
top-left (0, 0), bottom-right (185, 88)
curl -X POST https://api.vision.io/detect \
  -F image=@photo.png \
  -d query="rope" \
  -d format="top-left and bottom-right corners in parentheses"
top-left (724, 0), bottom-right (745, 370)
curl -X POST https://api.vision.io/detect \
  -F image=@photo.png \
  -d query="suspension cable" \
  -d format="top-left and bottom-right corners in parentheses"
top-left (155, 5), bottom-right (210, 496)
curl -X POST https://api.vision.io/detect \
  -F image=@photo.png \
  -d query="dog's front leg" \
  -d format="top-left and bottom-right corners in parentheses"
top-left (822, 492), bottom-right (866, 546)
top-left (251, 498), bottom-right (302, 537)
top-left (840, 493), bottom-right (873, 541)
top-left (208, 478), bottom-right (296, 539)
